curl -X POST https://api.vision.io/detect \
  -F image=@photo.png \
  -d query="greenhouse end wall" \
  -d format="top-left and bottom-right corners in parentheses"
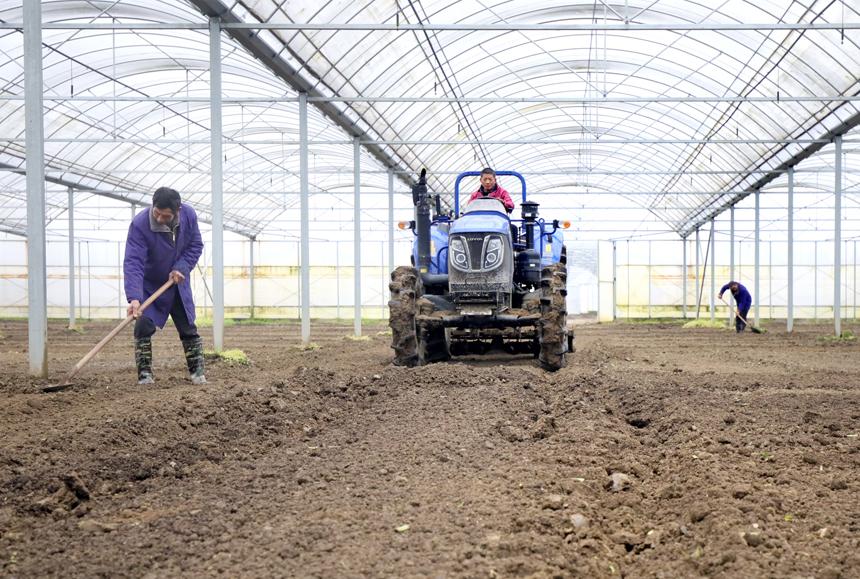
top-left (2, 239), bottom-right (856, 322)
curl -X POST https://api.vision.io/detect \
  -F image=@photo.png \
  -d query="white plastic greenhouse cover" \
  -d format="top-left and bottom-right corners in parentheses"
top-left (0, 0), bottom-right (858, 241)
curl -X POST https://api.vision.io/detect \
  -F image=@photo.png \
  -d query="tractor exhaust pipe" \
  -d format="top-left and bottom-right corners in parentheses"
top-left (413, 169), bottom-right (432, 273)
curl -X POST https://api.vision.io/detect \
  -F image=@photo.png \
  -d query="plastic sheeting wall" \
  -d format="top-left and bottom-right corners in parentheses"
top-left (0, 239), bottom-right (599, 319)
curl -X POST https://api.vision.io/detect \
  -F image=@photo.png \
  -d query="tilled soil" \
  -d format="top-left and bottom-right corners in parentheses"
top-left (0, 319), bottom-right (858, 578)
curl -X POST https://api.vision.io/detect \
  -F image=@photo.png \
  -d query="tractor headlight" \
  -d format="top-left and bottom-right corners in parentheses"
top-left (483, 236), bottom-right (504, 270)
top-left (450, 237), bottom-right (469, 271)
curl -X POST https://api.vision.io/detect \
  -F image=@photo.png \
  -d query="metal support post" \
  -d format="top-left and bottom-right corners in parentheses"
top-left (249, 237), bottom-right (255, 319)
top-left (336, 241), bottom-right (341, 319)
top-left (388, 168), bottom-right (395, 278)
top-left (68, 186), bottom-right (76, 329)
top-left (710, 219), bottom-right (715, 320)
top-left (834, 135), bottom-right (842, 336)
top-left (117, 241), bottom-right (122, 319)
top-left (25, 0), bottom-right (47, 377)
top-left (612, 240), bottom-right (617, 320)
top-left (695, 228), bottom-right (700, 317)
top-left (210, 17), bottom-right (225, 351)
top-left (647, 240), bottom-right (652, 318)
top-left (787, 168), bottom-right (794, 332)
top-left (754, 189), bottom-right (760, 325)
top-left (729, 205), bottom-right (735, 326)
top-left (626, 240), bottom-right (630, 320)
top-left (682, 236), bottom-right (687, 318)
top-left (814, 240), bottom-right (818, 321)
top-left (768, 241), bottom-right (773, 319)
top-left (354, 136), bottom-right (362, 336)
top-left (299, 93), bottom-right (310, 343)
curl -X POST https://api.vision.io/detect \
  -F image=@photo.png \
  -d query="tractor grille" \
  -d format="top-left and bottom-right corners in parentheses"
top-left (465, 236), bottom-right (485, 270)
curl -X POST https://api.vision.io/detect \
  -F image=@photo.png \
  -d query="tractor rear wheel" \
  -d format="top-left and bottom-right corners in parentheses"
top-left (389, 266), bottom-right (421, 366)
top-left (538, 260), bottom-right (569, 371)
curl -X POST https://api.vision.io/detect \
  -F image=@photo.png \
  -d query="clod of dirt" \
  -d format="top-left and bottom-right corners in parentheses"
top-left (731, 484), bottom-right (753, 499)
top-left (569, 513), bottom-right (589, 530)
top-left (543, 494), bottom-right (564, 510)
top-left (33, 472), bottom-right (91, 514)
top-left (496, 422), bottom-right (525, 443)
top-left (818, 567), bottom-right (843, 579)
top-left (77, 519), bottom-right (118, 533)
top-left (686, 503), bottom-right (711, 523)
top-left (531, 415), bottom-right (556, 439)
top-left (742, 530), bottom-right (765, 547)
top-left (828, 478), bottom-right (848, 491)
top-left (606, 472), bottom-right (632, 492)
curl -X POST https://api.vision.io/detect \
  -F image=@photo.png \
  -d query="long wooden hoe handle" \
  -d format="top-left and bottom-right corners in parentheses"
top-left (720, 296), bottom-right (751, 326)
top-left (62, 278), bottom-right (175, 383)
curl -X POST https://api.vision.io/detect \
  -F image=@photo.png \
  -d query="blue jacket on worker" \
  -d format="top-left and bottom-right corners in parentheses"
top-left (719, 282), bottom-right (751, 311)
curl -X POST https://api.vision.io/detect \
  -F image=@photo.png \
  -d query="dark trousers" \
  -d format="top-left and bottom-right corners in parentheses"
top-left (134, 292), bottom-right (198, 341)
top-left (736, 307), bottom-right (750, 332)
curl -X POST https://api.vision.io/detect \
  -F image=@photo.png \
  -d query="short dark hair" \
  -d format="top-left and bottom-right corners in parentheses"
top-left (480, 167), bottom-right (496, 177)
top-left (153, 187), bottom-right (181, 212)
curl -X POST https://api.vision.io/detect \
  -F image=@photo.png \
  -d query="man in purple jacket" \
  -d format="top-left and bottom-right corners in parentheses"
top-left (124, 187), bottom-right (206, 385)
top-left (718, 281), bottom-right (753, 333)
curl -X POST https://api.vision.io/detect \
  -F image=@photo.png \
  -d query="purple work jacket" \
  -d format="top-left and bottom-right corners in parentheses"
top-left (123, 205), bottom-right (204, 328)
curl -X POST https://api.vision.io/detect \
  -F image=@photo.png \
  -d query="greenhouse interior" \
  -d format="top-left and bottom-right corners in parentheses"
top-left (2, 2), bottom-right (860, 576)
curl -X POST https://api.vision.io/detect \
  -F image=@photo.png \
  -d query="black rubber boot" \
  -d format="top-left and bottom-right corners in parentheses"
top-left (135, 337), bottom-right (154, 384)
top-left (182, 336), bottom-right (207, 384)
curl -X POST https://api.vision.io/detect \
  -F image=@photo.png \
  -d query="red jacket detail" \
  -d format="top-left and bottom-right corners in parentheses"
top-left (467, 184), bottom-right (515, 212)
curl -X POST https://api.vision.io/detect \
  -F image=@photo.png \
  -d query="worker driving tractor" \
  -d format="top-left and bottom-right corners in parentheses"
top-left (467, 167), bottom-right (515, 213)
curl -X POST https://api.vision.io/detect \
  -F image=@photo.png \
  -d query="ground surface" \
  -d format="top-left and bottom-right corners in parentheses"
top-left (0, 318), bottom-right (858, 578)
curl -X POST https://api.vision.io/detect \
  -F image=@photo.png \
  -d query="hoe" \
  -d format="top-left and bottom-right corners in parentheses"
top-left (43, 279), bottom-right (174, 393)
top-left (720, 296), bottom-right (764, 334)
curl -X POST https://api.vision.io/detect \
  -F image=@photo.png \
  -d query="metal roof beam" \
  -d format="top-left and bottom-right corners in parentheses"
top-left (5, 22), bottom-right (860, 32)
top-left (0, 162), bottom-right (259, 239)
top-left (186, 0), bottom-right (412, 187)
top-left (679, 110), bottom-right (860, 238)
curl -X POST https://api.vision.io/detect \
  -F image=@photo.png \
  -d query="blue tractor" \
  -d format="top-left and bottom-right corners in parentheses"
top-left (389, 169), bottom-right (572, 370)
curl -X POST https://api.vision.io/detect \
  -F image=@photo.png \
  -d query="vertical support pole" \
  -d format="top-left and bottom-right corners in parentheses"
top-left (299, 94), bottom-right (310, 342)
top-left (626, 240), bottom-right (630, 320)
top-left (249, 237), bottom-right (255, 319)
top-left (647, 240), bottom-right (652, 318)
top-left (25, 0), bottom-right (47, 377)
top-left (117, 241), bottom-right (122, 319)
top-left (834, 135), bottom-right (842, 336)
top-left (787, 167), bottom-right (794, 332)
top-left (77, 241), bottom-right (82, 321)
top-left (710, 219), bottom-right (715, 321)
top-left (209, 17), bottom-right (225, 351)
top-left (388, 168), bottom-right (395, 278)
top-left (681, 236), bottom-right (687, 319)
top-left (729, 205), bottom-right (735, 326)
top-left (336, 240), bottom-right (341, 319)
top-left (814, 240), bottom-right (818, 321)
top-left (754, 189), bottom-right (760, 325)
top-left (68, 186), bottom-right (76, 329)
top-left (612, 240), bottom-right (617, 321)
top-left (854, 239), bottom-right (857, 320)
top-left (87, 241), bottom-right (92, 319)
top-left (768, 240), bottom-right (773, 320)
top-left (694, 228), bottom-right (700, 317)
top-left (354, 136), bottom-right (362, 337)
